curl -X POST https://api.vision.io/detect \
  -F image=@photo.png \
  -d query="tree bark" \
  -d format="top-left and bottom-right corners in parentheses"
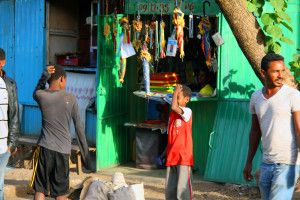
top-left (216, 0), bottom-right (297, 88)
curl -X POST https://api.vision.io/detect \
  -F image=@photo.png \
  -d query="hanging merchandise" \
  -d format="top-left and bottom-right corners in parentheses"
top-left (155, 21), bottom-right (159, 62)
top-left (118, 17), bottom-right (136, 83)
top-left (132, 14), bottom-right (143, 51)
top-left (149, 21), bottom-right (156, 50)
top-left (172, 7), bottom-right (185, 59)
top-left (159, 21), bottom-right (166, 59)
top-left (198, 18), bottom-right (212, 68)
top-left (103, 0), bottom-right (111, 39)
top-left (112, 14), bottom-right (118, 52)
top-left (189, 13), bottom-right (194, 38)
top-left (166, 37), bottom-right (178, 57)
top-left (140, 44), bottom-right (152, 95)
top-left (145, 24), bottom-right (150, 45)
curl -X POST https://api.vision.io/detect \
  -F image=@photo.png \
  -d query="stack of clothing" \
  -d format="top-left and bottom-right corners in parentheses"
top-left (150, 73), bottom-right (180, 93)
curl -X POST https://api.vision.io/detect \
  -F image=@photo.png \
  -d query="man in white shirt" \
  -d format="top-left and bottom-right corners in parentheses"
top-left (0, 48), bottom-right (19, 200)
top-left (243, 53), bottom-right (300, 200)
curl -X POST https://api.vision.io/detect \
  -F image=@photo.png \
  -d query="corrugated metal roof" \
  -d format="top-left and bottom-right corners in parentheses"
top-left (15, 0), bottom-right (45, 105)
top-left (204, 100), bottom-right (262, 185)
top-left (0, 0), bottom-right (15, 78)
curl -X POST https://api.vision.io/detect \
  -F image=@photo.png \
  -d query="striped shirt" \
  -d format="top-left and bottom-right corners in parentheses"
top-left (0, 77), bottom-right (8, 154)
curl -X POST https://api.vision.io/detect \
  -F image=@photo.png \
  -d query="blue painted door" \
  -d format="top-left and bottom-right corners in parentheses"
top-left (0, 0), bottom-right (15, 78)
top-left (15, 0), bottom-right (45, 105)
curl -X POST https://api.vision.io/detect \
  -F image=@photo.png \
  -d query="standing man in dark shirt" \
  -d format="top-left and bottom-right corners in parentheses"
top-left (0, 48), bottom-right (19, 200)
top-left (32, 65), bottom-right (90, 200)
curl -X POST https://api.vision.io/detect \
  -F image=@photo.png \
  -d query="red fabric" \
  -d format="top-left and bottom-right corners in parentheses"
top-left (166, 111), bottom-right (194, 166)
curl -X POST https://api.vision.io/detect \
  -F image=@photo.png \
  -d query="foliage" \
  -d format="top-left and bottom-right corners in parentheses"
top-left (246, 0), bottom-right (300, 83)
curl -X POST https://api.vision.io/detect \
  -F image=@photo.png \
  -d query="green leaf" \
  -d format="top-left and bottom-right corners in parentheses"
top-left (276, 11), bottom-right (291, 23)
top-left (247, 2), bottom-right (257, 12)
top-left (280, 37), bottom-right (294, 45)
top-left (264, 36), bottom-right (274, 48)
top-left (270, 0), bottom-right (285, 11)
top-left (269, 26), bottom-right (283, 39)
top-left (270, 42), bottom-right (281, 54)
top-left (261, 13), bottom-right (275, 26)
top-left (252, 0), bottom-right (265, 8)
top-left (280, 21), bottom-right (293, 32)
top-left (293, 54), bottom-right (300, 61)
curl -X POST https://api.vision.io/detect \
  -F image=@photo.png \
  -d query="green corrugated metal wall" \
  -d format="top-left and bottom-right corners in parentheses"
top-left (204, 101), bottom-right (262, 184)
top-left (190, 101), bottom-right (218, 175)
top-left (97, 15), bottom-right (130, 169)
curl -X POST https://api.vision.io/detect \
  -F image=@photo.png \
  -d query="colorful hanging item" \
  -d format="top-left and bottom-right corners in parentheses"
top-left (132, 15), bottom-right (143, 51)
top-left (155, 21), bottom-right (159, 61)
top-left (149, 21), bottom-right (156, 50)
top-left (159, 21), bottom-right (166, 59)
top-left (198, 18), bottom-right (212, 68)
top-left (103, 0), bottom-right (111, 39)
top-left (118, 17), bottom-right (136, 84)
top-left (172, 7), bottom-right (185, 59)
top-left (112, 16), bottom-right (118, 52)
top-left (140, 44), bottom-right (152, 95)
top-left (188, 13), bottom-right (194, 38)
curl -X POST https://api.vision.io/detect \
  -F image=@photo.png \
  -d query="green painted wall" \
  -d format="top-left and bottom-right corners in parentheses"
top-left (97, 15), bottom-right (130, 169)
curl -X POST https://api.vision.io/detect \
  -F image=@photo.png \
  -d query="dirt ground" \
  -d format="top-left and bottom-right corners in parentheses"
top-left (4, 164), bottom-right (300, 200)
top-left (2, 164), bottom-right (260, 200)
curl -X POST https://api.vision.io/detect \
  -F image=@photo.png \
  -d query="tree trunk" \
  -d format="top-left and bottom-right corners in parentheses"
top-left (216, 0), bottom-right (297, 88)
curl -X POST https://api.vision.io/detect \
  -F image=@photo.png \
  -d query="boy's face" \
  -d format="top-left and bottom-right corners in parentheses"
top-left (177, 91), bottom-right (190, 107)
top-left (0, 59), bottom-right (6, 70)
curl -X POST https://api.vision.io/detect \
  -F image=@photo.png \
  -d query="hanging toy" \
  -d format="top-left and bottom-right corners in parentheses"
top-left (103, 0), bottom-right (111, 39)
top-left (140, 43), bottom-right (152, 95)
top-left (159, 21), bottom-right (166, 59)
top-left (132, 14), bottom-right (143, 51)
top-left (112, 15), bottom-right (118, 52)
top-left (145, 24), bottom-right (150, 45)
top-left (149, 21), bottom-right (156, 50)
top-left (172, 7), bottom-right (185, 59)
top-left (155, 21), bottom-right (159, 62)
top-left (198, 18), bottom-right (212, 68)
top-left (188, 13), bottom-right (194, 38)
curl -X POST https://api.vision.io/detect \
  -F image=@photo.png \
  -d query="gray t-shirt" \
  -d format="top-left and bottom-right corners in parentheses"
top-left (250, 85), bottom-right (300, 164)
top-left (33, 72), bottom-right (89, 159)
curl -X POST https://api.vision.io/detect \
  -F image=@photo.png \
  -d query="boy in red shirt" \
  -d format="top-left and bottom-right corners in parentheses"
top-left (165, 84), bottom-right (193, 200)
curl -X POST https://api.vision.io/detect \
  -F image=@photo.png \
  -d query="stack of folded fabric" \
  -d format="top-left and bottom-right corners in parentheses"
top-left (150, 73), bottom-right (180, 93)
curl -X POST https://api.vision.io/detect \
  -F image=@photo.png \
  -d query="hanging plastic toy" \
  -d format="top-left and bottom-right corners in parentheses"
top-left (155, 21), bottom-right (159, 62)
top-left (198, 18), bottom-right (212, 68)
top-left (172, 7), bottom-right (185, 59)
top-left (103, 0), bottom-right (111, 39)
top-left (132, 13), bottom-right (143, 51)
top-left (159, 21), bottom-right (166, 59)
top-left (140, 43), bottom-right (152, 95)
top-left (188, 12), bottom-right (194, 38)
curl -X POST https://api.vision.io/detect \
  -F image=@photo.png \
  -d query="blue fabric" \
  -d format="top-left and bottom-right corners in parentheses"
top-left (259, 162), bottom-right (300, 200)
top-left (0, 151), bottom-right (10, 200)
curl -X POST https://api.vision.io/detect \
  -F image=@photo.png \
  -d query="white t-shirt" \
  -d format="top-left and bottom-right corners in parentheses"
top-left (0, 77), bottom-right (8, 154)
top-left (250, 85), bottom-right (300, 164)
top-left (179, 106), bottom-right (192, 122)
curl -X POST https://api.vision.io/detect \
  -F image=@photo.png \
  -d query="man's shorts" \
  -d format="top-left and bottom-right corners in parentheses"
top-left (32, 146), bottom-right (69, 197)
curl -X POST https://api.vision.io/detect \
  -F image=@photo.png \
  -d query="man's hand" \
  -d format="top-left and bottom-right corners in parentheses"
top-left (243, 162), bottom-right (253, 181)
top-left (47, 65), bottom-right (55, 74)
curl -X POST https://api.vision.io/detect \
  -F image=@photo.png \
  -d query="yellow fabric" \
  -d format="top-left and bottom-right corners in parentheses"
top-left (199, 84), bottom-right (214, 96)
top-left (150, 83), bottom-right (176, 87)
top-left (29, 146), bottom-right (40, 188)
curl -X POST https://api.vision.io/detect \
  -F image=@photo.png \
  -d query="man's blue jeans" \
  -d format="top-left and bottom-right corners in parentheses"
top-left (259, 162), bottom-right (300, 200)
top-left (0, 151), bottom-right (10, 200)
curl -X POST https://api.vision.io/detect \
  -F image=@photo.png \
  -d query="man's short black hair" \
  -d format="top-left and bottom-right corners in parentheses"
top-left (261, 53), bottom-right (284, 71)
top-left (47, 65), bottom-right (66, 84)
top-left (182, 85), bottom-right (192, 99)
top-left (0, 48), bottom-right (5, 61)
